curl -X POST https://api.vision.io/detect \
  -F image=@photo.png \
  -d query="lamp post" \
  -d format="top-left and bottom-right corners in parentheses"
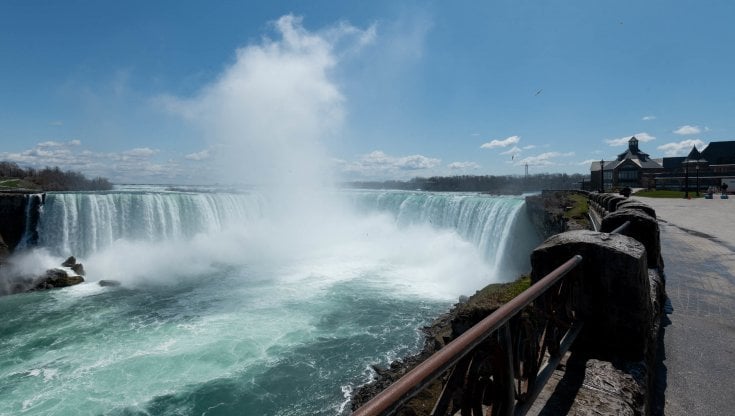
top-left (696, 163), bottom-right (700, 197)
top-left (600, 159), bottom-right (604, 192)
top-left (684, 160), bottom-right (689, 199)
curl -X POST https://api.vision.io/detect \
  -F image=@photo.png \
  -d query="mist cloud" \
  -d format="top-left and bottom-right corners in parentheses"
top-left (159, 15), bottom-right (375, 187)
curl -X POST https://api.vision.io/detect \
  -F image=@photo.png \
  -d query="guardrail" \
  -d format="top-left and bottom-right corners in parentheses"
top-left (355, 192), bottom-right (662, 415)
top-left (353, 255), bottom-right (584, 416)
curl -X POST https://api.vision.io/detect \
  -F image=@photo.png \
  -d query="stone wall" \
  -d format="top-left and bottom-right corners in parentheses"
top-left (528, 192), bottom-right (666, 415)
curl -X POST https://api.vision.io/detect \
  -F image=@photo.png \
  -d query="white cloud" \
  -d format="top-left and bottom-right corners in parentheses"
top-left (0, 140), bottom-right (186, 183)
top-left (673, 125), bottom-right (701, 135)
top-left (657, 139), bottom-right (706, 157)
top-left (340, 150), bottom-right (441, 177)
top-left (121, 147), bottom-right (158, 159)
top-left (480, 135), bottom-right (520, 149)
top-left (396, 154), bottom-right (441, 170)
top-left (522, 145), bottom-right (536, 150)
top-left (500, 146), bottom-right (522, 156)
top-left (642, 115), bottom-right (656, 121)
top-left (605, 132), bottom-right (656, 146)
top-left (158, 14), bottom-right (374, 187)
top-left (579, 159), bottom-right (601, 166)
top-left (448, 161), bottom-right (480, 170)
top-left (185, 149), bottom-right (211, 161)
top-left (516, 152), bottom-right (574, 167)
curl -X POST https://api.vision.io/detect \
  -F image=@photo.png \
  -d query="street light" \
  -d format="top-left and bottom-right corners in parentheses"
top-left (696, 163), bottom-right (700, 197)
top-left (600, 159), bottom-right (604, 192)
top-left (684, 160), bottom-right (689, 199)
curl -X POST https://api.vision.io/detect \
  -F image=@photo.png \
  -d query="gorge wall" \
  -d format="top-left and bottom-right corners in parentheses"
top-left (0, 192), bottom-right (43, 258)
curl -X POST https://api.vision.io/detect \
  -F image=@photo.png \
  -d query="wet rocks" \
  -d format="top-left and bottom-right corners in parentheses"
top-left (30, 257), bottom-right (86, 291)
top-left (32, 268), bottom-right (84, 290)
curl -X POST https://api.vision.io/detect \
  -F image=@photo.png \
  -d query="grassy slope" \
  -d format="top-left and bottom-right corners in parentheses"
top-left (0, 178), bottom-right (41, 190)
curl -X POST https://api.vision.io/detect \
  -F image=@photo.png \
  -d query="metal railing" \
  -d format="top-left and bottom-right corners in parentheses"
top-left (353, 255), bottom-right (584, 416)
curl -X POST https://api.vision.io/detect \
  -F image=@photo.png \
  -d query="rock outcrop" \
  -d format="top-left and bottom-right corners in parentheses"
top-left (0, 256), bottom-right (86, 296)
top-left (31, 268), bottom-right (84, 291)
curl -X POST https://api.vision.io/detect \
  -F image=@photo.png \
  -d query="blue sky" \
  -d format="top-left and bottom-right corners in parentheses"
top-left (1, 1), bottom-right (734, 184)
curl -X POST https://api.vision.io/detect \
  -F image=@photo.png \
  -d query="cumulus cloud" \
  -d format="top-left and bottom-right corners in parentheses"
top-left (448, 161), bottom-right (480, 170)
top-left (0, 140), bottom-right (184, 183)
top-left (642, 115), bottom-right (656, 121)
top-left (480, 136), bottom-right (521, 149)
top-left (515, 152), bottom-right (574, 167)
top-left (605, 132), bottom-right (656, 146)
top-left (500, 146), bottom-right (522, 156)
top-left (119, 147), bottom-right (158, 159)
top-left (657, 139), bottom-right (706, 157)
top-left (185, 149), bottom-right (211, 161)
top-left (673, 125), bottom-right (701, 135)
top-left (339, 150), bottom-right (441, 178)
top-left (158, 14), bottom-right (374, 187)
top-left (579, 159), bottom-right (601, 166)
top-left (480, 135), bottom-right (520, 149)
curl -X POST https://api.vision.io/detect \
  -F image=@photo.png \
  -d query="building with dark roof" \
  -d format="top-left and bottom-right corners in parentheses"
top-left (590, 137), bottom-right (663, 190)
top-left (590, 136), bottom-right (735, 193)
top-left (654, 140), bottom-right (735, 192)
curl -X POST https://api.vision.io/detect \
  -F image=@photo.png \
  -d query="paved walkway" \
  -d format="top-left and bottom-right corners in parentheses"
top-left (632, 196), bottom-right (735, 416)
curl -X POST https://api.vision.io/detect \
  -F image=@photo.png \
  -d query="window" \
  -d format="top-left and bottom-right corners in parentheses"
top-left (618, 169), bottom-right (638, 180)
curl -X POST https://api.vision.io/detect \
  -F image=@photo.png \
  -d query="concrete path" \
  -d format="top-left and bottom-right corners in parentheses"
top-left (632, 196), bottom-right (735, 416)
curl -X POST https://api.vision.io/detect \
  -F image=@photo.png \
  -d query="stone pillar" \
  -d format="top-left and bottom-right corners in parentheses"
top-left (531, 230), bottom-right (653, 361)
top-left (606, 196), bottom-right (626, 212)
top-left (615, 200), bottom-right (657, 219)
top-left (601, 208), bottom-right (663, 271)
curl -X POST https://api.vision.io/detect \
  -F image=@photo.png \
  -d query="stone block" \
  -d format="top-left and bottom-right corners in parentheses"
top-left (531, 230), bottom-right (653, 361)
top-left (615, 200), bottom-right (656, 219)
top-left (601, 208), bottom-right (663, 271)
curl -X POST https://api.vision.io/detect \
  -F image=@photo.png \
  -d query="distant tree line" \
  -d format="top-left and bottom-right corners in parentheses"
top-left (0, 161), bottom-right (113, 191)
top-left (345, 173), bottom-right (587, 194)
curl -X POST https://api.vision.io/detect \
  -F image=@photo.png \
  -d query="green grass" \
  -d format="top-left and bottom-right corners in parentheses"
top-left (0, 178), bottom-right (40, 190)
top-left (633, 189), bottom-right (697, 198)
top-left (564, 193), bottom-right (589, 220)
top-left (0, 179), bottom-right (21, 188)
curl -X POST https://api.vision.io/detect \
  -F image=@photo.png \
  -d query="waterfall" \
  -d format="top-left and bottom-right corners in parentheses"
top-left (4, 187), bottom-right (544, 415)
top-left (346, 190), bottom-right (540, 278)
top-left (38, 190), bottom-right (267, 257)
top-left (36, 188), bottom-right (539, 279)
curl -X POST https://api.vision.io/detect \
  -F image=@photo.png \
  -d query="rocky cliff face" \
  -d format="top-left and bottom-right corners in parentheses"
top-left (0, 192), bottom-right (43, 252)
top-left (525, 191), bottom-right (588, 238)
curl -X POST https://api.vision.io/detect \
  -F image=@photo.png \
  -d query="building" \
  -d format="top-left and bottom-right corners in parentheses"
top-left (654, 140), bottom-right (735, 192)
top-left (590, 137), bottom-right (663, 191)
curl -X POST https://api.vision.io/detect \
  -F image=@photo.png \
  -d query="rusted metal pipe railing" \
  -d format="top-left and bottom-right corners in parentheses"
top-left (610, 220), bottom-right (631, 235)
top-left (353, 254), bottom-right (583, 416)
